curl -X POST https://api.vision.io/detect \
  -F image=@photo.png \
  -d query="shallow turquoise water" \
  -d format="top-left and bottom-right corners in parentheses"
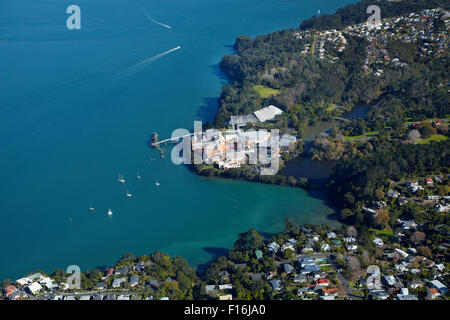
top-left (0, 0), bottom-right (355, 280)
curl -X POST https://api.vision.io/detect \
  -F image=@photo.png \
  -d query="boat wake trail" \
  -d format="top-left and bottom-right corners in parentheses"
top-left (137, 3), bottom-right (172, 29)
top-left (116, 46), bottom-right (181, 77)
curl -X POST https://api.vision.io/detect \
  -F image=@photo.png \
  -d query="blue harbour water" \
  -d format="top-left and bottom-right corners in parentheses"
top-left (0, 0), bottom-right (356, 280)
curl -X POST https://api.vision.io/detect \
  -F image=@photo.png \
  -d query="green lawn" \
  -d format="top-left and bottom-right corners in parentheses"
top-left (320, 265), bottom-right (334, 273)
top-left (326, 104), bottom-right (343, 112)
top-left (253, 85), bottom-right (281, 98)
top-left (370, 228), bottom-right (393, 236)
top-left (344, 131), bottom-right (379, 141)
top-left (404, 117), bottom-right (448, 124)
top-left (416, 134), bottom-right (448, 144)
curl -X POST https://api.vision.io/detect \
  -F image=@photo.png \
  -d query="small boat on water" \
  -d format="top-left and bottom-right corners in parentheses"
top-left (137, 171), bottom-right (142, 179)
top-left (107, 208), bottom-right (113, 216)
top-left (155, 182), bottom-right (160, 186)
top-left (89, 204), bottom-right (95, 211)
top-left (118, 174), bottom-right (125, 183)
top-left (126, 190), bottom-right (132, 197)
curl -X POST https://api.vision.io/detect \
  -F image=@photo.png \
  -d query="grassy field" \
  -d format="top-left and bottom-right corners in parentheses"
top-left (370, 228), bottom-right (394, 236)
top-left (404, 118), bottom-right (449, 125)
top-left (253, 85), bottom-right (281, 98)
top-left (326, 104), bottom-right (344, 112)
top-left (416, 134), bottom-right (448, 144)
top-left (344, 131), bottom-right (379, 141)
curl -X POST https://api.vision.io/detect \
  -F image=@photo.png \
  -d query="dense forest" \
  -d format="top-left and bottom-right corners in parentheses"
top-left (215, 9), bottom-right (448, 129)
top-left (327, 139), bottom-right (449, 212)
top-left (215, 34), bottom-right (371, 127)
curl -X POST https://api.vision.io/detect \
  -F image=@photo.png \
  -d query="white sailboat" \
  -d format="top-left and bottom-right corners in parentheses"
top-left (118, 174), bottom-right (125, 183)
top-left (155, 181), bottom-right (160, 186)
top-left (89, 204), bottom-right (95, 211)
top-left (137, 171), bottom-right (142, 179)
top-left (107, 208), bottom-right (113, 216)
top-left (126, 190), bottom-right (132, 197)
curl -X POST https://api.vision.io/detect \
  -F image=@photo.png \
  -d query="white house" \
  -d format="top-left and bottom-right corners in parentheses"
top-left (218, 284), bottom-right (233, 290)
top-left (343, 237), bottom-right (356, 243)
top-left (373, 238), bottom-right (384, 247)
top-left (27, 282), bottom-right (42, 295)
top-left (327, 232), bottom-right (337, 239)
top-left (395, 248), bottom-right (409, 258)
top-left (430, 280), bottom-right (448, 294)
top-left (267, 242), bottom-right (280, 252)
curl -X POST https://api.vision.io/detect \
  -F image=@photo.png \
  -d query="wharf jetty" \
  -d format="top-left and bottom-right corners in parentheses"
top-left (150, 131), bottom-right (200, 159)
top-left (150, 132), bottom-right (165, 159)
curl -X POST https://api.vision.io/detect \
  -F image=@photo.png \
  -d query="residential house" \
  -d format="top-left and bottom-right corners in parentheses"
top-left (134, 262), bottom-right (146, 272)
top-left (371, 290), bottom-right (389, 300)
top-left (112, 277), bottom-right (126, 288)
top-left (395, 248), bottom-right (409, 258)
top-left (284, 264), bottom-right (294, 274)
top-left (250, 273), bottom-right (263, 282)
top-left (149, 279), bottom-right (160, 289)
top-left (218, 284), bottom-right (233, 291)
top-left (326, 232), bottom-right (337, 239)
top-left (270, 280), bottom-right (282, 291)
top-left (430, 280), bottom-right (448, 294)
top-left (115, 266), bottom-right (129, 275)
top-left (373, 238), bottom-right (384, 247)
top-left (267, 242), bottom-right (280, 253)
top-left (397, 294), bottom-right (419, 300)
top-left (383, 275), bottom-right (396, 287)
top-left (343, 237), bottom-right (356, 243)
top-left (106, 268), bottom-right (114, 277)
top-left (27, 282), bottom-right (42, 295)
top-left (3, 285), bottom-right (16, 298)
top-left (407, 280), bottom-right (423, 289)
top-left (129, 276), bottom-right (140, 287)
top-left (281, 242), bottom-right (295, 253)
top-left (426, 288), bottom-right (440, 300)
top-left (93, 281), bottom-right (107, 290)
top-left (219, 271), bottom-right (230, 281)
top-left (293, 274), bottom-right (307, 283)
top-left (205, 285), bottom-right (216, 293)
top-left (8, 290), bottom-right (27, 300)
top-left (387, 189), bottom-right (400, 198)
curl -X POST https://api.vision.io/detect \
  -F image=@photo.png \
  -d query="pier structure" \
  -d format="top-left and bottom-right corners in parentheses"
top-left (150, 132), bottom-right (202, 159)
